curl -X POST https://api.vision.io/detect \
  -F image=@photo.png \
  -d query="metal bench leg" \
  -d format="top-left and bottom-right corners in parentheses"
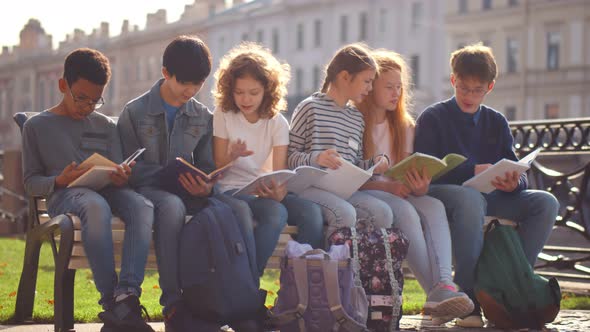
top-left (14, 229), bottom-right (43, 322)
top-left (52, 215), bottom-right (75, 332)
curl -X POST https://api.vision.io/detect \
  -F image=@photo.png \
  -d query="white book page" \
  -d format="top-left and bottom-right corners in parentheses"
top-left (67, 166), bottom-right (117, 191)
top-left (463, 159), bottom-right (529, 193)
top-left (286, 166), bottom-right (329, 195)
top-left (313, 158), bottom-right (377, 199)
top-left (232, 170), bottom-right (296, 196)
top-left (518, 147), bottom-right (541, 165)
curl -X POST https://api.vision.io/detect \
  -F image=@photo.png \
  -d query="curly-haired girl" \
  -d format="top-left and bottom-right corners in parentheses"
top-left (212, 42), bottom-right (324, 275)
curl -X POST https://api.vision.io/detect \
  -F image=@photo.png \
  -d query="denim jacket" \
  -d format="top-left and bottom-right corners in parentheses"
top-left (117, 79), bottom-right (215, 188)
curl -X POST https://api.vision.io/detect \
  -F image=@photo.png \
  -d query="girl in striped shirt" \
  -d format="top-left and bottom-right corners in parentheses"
top-left (288, 43), bottom-right (392, 238)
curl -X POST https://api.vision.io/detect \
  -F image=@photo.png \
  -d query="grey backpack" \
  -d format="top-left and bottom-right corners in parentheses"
top-left (270, 249), bottom-right (369, 332)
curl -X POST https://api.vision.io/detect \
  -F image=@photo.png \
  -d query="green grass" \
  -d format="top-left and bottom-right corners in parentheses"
top-left (1, 237), bottom-right (589, 323)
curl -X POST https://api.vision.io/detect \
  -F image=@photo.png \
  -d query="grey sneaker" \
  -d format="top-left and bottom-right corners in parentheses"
top-left (424, 283), bottom-right (474, 320)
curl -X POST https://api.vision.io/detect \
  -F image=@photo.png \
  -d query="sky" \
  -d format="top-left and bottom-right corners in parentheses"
top-left (0, 0), bottom-right (194, 49)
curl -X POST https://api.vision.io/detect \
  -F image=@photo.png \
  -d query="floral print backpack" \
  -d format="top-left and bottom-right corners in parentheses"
top-left (328, 220), bottom-right (409, 331)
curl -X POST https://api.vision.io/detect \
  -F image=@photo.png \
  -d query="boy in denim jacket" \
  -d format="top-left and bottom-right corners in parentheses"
top-left (117, 35), bottom-right (255, 331)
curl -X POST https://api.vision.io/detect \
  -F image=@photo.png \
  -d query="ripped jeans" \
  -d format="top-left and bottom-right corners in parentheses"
top-left (48, 186), bottom-right (154, 308)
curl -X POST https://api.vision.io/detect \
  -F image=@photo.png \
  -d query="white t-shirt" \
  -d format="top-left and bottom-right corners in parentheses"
top-left (372, 121), bottom-right (414, 165)
top-left (213, 109), bottom-right (290, 192)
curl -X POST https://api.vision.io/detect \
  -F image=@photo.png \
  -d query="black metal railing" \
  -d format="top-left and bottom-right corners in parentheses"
top-left (510, 118), bottom-right (590, 282)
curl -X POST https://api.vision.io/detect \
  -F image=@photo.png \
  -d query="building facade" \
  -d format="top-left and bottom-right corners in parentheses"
top-left (445, 0), bottom-right (590, 120)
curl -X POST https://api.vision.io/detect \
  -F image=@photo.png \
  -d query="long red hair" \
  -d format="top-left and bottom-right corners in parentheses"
top-left (356, 50), bottom-right (415, 163)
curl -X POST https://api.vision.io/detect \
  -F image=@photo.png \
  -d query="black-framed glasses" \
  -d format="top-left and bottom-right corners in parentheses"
top-left (455, 85), bottom-right (489, 98)
top-left (68, 86), bottom-right (105, 110)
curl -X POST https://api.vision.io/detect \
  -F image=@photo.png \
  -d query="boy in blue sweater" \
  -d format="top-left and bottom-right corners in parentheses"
top-left (414, 43), bottom-right (558, 327)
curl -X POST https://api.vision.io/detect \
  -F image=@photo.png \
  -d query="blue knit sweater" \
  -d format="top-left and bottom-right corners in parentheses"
top-left (414, 97), bottom-right (527, 192)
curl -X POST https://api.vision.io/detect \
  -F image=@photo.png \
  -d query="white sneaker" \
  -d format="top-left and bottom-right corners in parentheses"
top-left (455, 314), bottom-right (485, 328)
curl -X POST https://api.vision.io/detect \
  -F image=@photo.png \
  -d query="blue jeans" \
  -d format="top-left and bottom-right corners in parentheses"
top-left (364, 190), bottom-right (454, 293)
top-left (48, 186), bottom-right (154, 308)
top-left (138, 187), bottom-right (254, 314)
top-left (226, 191), bottom-right (288, 276)
top-left (282, 193), bottom-right (324, 249)
top-left (428, 184), bottom-right (558, 293)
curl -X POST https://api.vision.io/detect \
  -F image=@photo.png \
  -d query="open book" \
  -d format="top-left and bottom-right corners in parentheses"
top-left (232, 166), bottom-right (328, 196)
top-left (311, 158), bottom-right (382, 199)
top-left (68, 148), bottom-right (146, 191)
top-left (383, 152), bottom-right (466, 183)
top-left (462, 148), bottom-right (541, 193)
top-left (157, 157), bottom-right (233, 195)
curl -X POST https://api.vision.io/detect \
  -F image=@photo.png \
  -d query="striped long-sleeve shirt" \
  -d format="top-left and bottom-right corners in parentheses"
top-left (288, 92), bottom-right (372, 170)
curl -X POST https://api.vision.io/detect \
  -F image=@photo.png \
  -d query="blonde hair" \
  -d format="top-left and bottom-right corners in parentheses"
top-left (214, 42), bottom-right (290, 118)
top-left (356, 49), bottom-right (415, 162)
top-left (321, 43), bottom-right (377, 93)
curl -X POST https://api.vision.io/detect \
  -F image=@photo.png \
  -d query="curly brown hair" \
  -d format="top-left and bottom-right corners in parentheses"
top-left (214, 42), bottom-right (290, 118)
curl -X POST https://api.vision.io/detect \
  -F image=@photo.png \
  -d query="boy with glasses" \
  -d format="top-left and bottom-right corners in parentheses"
top-left (21, 48), bottom-right (155, 332)
top-left (414, 43), bottom-right (559, 327)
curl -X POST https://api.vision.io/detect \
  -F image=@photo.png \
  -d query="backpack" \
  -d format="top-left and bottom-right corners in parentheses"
top-left (270, 245), bottom-right (370, 332)
top-left (475, 219), bottom-right (561, 330)
top-left (328, 221), bottom-right (409, 332)
top-left (179, 197), bottom-right (265, 327)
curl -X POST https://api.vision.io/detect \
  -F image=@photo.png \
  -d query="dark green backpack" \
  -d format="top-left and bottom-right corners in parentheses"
top-left (474, 220), bottom-right (561, 329)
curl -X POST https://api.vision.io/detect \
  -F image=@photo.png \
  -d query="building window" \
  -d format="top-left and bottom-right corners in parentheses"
top-left (218, 36), bottom-right (225, 58)
top-left (242, 33), bottom-right (249, 41)
top-left (272, 28), bottom-right (279, 53)
top-left (483, 0), bottom-right (492, 10)
top-left (545, 103), bottom-right (559, 119)
top-left (359, 12), bottom-right (368, 41)
top-left (411, 2), bottom-right (423, 30)
top-left (505, 106), bottom-right (516, 121)
top-left (296, 68), bottom-right (304, 95)
top-left (297, 23), bottom-right (304, 50)
top-left (506, 38), bottom-right (519, 73)
top-left (340, 15), bottom-right (348, 43)
top-left (411, 55), bottom-right (420, 88)
top-left (508, 0), bottom-right (518, 6)
top-left (459, 0), bottom-right (468, 14)
top-left (313, 66), bottom-right (321, 92)
top-left (314, 20), bottom-right (322, 47)
top-left (257, 30), bottom-right (264, 44)
top-left (547, 31), bottom-right (560, 70)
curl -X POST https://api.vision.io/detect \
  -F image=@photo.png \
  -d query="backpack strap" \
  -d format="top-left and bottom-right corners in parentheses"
top-left (350, 227), bottom-right (363, 289)
top-left (270, 258), bottom-right (309, 331)
top-left (323, 260), bottom-right (368, 332)
top-left (381, 228), bottom-right (401, 331)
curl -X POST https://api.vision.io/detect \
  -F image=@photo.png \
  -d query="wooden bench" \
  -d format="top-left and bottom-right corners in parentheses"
top-left (12, 193), bottom-right (295, 332)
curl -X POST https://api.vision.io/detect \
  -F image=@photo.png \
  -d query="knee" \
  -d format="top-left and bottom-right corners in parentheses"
top-left (155, 195), bottom-right (186, 230)
top-left (258, 199), bottom-right (288, 228)
top-left (446, 187), bottom-right (486, 219)
top-left (533, 191), bottom-right (559, 222)
top-left (391, 201), bottom-right (420, 227)
top-left (371, 200), bottom-right (394, 228)
top-left (80, 194), bottom-right (112, 221)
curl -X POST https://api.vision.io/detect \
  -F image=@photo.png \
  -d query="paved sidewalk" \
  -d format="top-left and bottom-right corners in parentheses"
top-left (1, 310), bottom-right (588, 331)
